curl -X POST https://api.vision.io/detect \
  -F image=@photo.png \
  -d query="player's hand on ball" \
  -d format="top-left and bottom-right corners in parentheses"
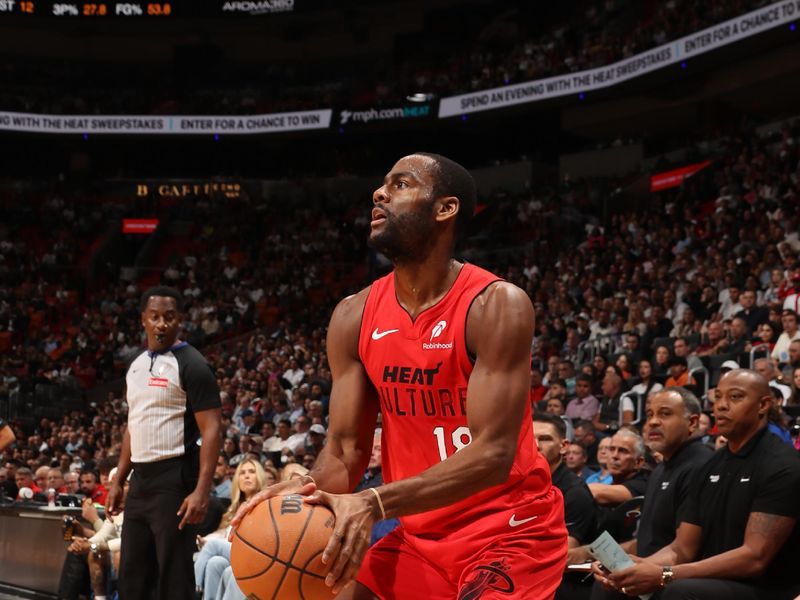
top-left (304, 490), bottom-right (378, 595)
top-left (229, 477), bottom-right (317, 538)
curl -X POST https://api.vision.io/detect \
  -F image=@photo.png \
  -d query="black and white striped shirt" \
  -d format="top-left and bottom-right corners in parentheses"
top-left (125, 342), bottom-right (220, 463)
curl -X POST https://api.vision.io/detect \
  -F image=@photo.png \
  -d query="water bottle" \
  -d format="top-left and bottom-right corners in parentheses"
top-left (48, 487), bottom-right (56, 508)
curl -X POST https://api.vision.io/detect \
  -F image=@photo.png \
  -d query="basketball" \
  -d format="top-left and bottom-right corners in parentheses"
top-left (231, 494), bottom-right (336, 600)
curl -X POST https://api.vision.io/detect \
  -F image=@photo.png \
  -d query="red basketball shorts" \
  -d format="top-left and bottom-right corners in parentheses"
top-left (357, 486), bottom-right (567, 599)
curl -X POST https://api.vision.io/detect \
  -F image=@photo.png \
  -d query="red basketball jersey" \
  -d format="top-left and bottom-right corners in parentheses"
top-left (357, 263), bottom-right (554, 537)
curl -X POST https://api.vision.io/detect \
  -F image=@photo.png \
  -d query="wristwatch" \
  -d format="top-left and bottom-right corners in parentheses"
top-left (661, 566), bottom-right (674, 587)
top-left (90, 542), bottom-right (99, 555)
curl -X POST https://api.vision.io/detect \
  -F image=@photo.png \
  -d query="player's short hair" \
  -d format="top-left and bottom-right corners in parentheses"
top-left (414, 152), bottom-right (476, 244)
top-left (533, 411), bottom-right (567, 440)
top-left (140, 285), bottom-right (184, 312)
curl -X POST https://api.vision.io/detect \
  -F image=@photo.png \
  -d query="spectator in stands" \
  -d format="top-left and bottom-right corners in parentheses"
top-left (665, 356), bottom-right (696, 390)
top-left (735, 290), bottom-right (769, 336)
top-left (195, 458), bottom-right (267, 599)
top-left (725, 316), bottom-right (751, 355)
top-left (623, 331), bottom-right (645, 366)
top-left (595, 369), bottom-right (800, 599)
top-left (533, 413), bottom-right (597, 556)
top-left (653, 345), bottom-right (671, 377)
top-left (543, 378), bottom-right (568, 411)
top-left (543, 355), bottom-right (561, 387)
top-left (630, 359), bottom-right (664, 400)
top-left (788, 366), bottom-right (800, 406)
top-left (306, 424), bottom-right (326, 458)
top-left (566, 374), bottom-right (600, 421)
top-left (530, 367), bottom-right (547, 407)
top-left (47, 467), bottom-right (67, 494)
top-left (589, 387), bottom-right (713, 599)
top-left (34, 465), bottom-right (49, 491)
top-left (773, 309), bottom-right (800, 364)
top-left (14, 466), bottom-right (41, 499)
top-left (719, 282), bottom-right (743, 321)
top-left (697, 321), bottom-right (727, 356)
top-left (65, 470), bottom-right (81, 495)
top-left (594, 372), bottom-right (633, 433)
top-left (587, 429), bottom-right (648, 507)
top-left (755, 321), bottom-right (779, 353)
top-left (213, 455), bottom-right (231, 500)
top-left (672, 337), bottom-right (702, 372)
top-left (64, 470), bottom-right (126, 600)
top-left (262, 418), bottom-right (294, 453)
top-left (574, 420), bottom-right (600, 467)
top-left (545, 396), bottom-right (575, 441)
top-left (782, 269), bottom-right (800, 313)
top-left (565, 442), bottom-right (596, 480)
top-left (79, 469), bottom-right (107, 506)
top-left (781, 340), bottom-right (800, 383)
top-left (585, 437), bottom-right (613, 485)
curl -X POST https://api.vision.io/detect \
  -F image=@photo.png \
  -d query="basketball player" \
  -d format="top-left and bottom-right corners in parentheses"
top-left (107, 286), bottom-right (222, 600)
top-left (233, 153), bottom-right (567, 599)
top-left (0, 417), bottom-right (14, 452)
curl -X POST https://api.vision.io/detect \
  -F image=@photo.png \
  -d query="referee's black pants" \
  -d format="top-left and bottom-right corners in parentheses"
top-left (119, 456), bottom-right (197, 600)
top-left (591, 578), bottom-right (800, 600)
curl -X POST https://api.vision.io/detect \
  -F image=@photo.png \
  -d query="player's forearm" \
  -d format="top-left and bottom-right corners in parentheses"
top-left (195, 416), bottom-right (221, 494)
top-left (0, 426), bottom-right (15, 451)
top-left (310, 435), bottom-right (370, 494)
top-left (373, 437), bottom-right (515, 519)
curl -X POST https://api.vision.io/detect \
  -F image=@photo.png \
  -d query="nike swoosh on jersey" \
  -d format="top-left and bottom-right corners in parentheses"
top-left (508, 514), bottom-right (539, 527)
top-left (372, 328), bottom-right (400, 340)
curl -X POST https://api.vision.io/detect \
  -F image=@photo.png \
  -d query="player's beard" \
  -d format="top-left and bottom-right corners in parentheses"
top-left (368, 200), bottom-right (438, 264)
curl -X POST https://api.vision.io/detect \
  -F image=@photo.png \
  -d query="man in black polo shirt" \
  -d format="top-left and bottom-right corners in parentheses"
top-left (588, 429), bottom-right (649, 507)
top-left (534, 412), bottom-right (598, 549)
top-left (107, 286), bottom-right (222, 600)
top-left (534, 412), bottom-right (598, 600)
top-left (590, 387), bottom-right (713, 599)
top-left (597, 370), bottom-right (800, 599)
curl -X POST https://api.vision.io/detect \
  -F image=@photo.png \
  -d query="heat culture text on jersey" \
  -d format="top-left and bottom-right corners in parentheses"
top-left (379, 361), bottom-right (468, 418)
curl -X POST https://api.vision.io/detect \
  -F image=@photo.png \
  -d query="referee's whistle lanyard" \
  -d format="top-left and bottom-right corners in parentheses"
top-left (147, 341), bottom-right (188, 374)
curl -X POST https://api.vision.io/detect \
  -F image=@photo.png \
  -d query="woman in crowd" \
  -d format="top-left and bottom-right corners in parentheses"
top-left (614, 354), bottom-right (633, 380)
top-left (194, 458), bottom-right (267, 599)
top-left (653, 345), bottom-right (671, 377)
top-left (754, 321), bottom-right (779, 352)
top-left (629, 359), bottom-right (664, 400)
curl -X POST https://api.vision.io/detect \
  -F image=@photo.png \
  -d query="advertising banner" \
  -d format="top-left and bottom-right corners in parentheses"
top-left (0, 109), bottom-right (332, 134)
top-left (439, 1), bottom-right (797, 117)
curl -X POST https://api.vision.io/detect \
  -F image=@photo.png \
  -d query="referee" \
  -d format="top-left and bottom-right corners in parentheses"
top-left (107, 286), bottom-right (221, 600)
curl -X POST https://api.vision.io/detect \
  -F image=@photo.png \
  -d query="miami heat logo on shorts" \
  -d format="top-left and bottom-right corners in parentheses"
top-left (457, 559), bottom-right (515, 599)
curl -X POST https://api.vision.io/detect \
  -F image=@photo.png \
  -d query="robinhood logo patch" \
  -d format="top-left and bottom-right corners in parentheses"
top-left (423, 320), bottom-right (452, 350)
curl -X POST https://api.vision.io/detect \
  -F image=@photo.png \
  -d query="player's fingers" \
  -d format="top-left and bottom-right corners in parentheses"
top-left (322, 527), bottom-right (345, 567)
top-left (332, 536), bottom-right (368, 594)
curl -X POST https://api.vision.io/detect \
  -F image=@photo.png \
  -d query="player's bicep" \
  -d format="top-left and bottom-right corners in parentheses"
top-left (465, 283), bottom-right (534, 449)
top-left (325, 293), bottom-right (378, 450)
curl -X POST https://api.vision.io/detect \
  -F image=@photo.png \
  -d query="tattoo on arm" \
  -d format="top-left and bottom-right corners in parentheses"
top-left (747, 512), bottom-right (782, 538)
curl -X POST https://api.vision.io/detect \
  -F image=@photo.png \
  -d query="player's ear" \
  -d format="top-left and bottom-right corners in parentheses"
top-left (435, 195), bottom-right (459, 224)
